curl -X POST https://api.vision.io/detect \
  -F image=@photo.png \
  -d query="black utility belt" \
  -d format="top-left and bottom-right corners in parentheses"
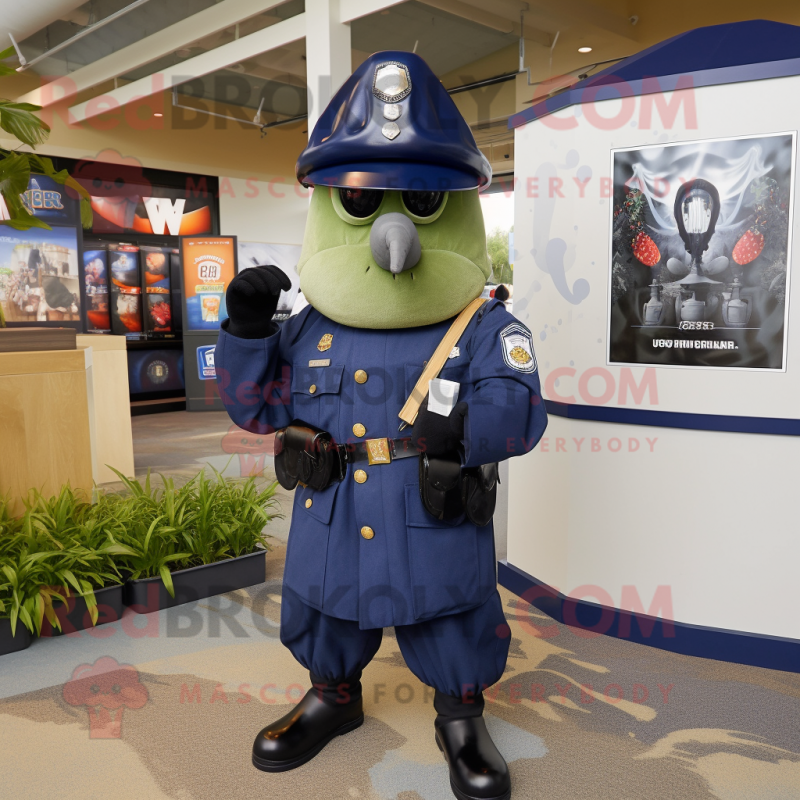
top-left (274, 421), bottom-right (497, 527)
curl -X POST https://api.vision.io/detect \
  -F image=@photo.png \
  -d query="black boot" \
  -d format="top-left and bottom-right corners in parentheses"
top-left (252, 671), bottom-right (364, 772)
top-left (434, 689), bottom-right (511, 800)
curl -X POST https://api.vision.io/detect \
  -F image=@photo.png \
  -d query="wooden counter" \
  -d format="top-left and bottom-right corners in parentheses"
top-left (0, 348), bottom-right (93, 515)
top-left (77, 335), bottom-right (135, 485)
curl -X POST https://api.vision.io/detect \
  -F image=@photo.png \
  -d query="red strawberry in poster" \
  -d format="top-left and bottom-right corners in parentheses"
top-left (633, 231), bottom-right (660, 267)
top-left (732, 229), bottom-right (765, 265)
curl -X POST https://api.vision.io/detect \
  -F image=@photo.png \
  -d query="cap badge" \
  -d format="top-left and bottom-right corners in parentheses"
top-left (382, 122), bottom-right (401, 141)
top-left (383, 103), bottom-right (401, 121)
top-left (373, 62), bottom-right (412, 102)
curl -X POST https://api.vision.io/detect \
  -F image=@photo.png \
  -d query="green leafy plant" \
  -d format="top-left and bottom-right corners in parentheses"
top-left (93, 468), bottom-right (279, 597)
top-left (0, 530), bottom-right (124, 637)
top-left (0, 471), bottom-right (279, 636)
top-left (0, 46), bottom-right (92, 234)
top-left (0, 486), bottom-right (137, 635)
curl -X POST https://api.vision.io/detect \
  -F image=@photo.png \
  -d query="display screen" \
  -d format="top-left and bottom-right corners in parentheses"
top-left (140, 246), bottom-right (173, 334)
top-left (82, 245), bottom-right (111, 332)
top-left (71, 159), bottom-right (216, 236)
top-left (108, 244), bottom-right (142, 335)
top-left (0, 226), bottom-right (81, 325)
top-left (24, 175), bottom-right (80, 226)
top-left (180, 236), bottom-right (237, 332)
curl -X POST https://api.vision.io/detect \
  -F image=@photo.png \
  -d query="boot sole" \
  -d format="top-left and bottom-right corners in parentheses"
top-left (251, 714), bottom-right (364, 773)
top-left (435, 733), bottom-right (512, 800)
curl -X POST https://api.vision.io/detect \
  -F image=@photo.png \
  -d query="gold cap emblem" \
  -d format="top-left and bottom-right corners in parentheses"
top-left (317, 333), bottom-right (333, 351)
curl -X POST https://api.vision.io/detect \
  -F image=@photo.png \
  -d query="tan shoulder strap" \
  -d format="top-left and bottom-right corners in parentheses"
top-left (398, 297), bottom-right (487, 428)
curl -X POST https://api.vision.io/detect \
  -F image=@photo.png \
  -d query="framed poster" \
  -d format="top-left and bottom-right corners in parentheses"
top-left (140, 246), bottom-right (173, 335)
top-left (608, 132), bottom-right (795, 371)
top-left (0, 226), bottom-right (82, 326)
top-left (179, 236), bottom-right (237, 332)
top-left (108, 244), bottom-right (143, 336)
top-left (82, 243), bottom-right (111, 332)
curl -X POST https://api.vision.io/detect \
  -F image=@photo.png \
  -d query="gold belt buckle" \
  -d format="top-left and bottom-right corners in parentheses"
top-left (366, 438), bottom-right (392, 465)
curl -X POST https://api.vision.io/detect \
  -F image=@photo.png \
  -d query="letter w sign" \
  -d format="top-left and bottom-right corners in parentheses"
top-left (143, 197), bottom-right (186, 235)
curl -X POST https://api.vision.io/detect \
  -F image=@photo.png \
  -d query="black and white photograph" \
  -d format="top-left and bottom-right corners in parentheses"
top-left (609, 132), bottom-right (795, 370)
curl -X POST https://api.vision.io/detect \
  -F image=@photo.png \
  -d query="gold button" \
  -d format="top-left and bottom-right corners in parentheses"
top-left (305, 498), bottom-right (313, 508)
top-left (309, 384), bottom-right (317, 394)
top-left (360, 526), bottom-right (375, 540)
top-left (353, 423), bottom-right (366, 437)
top-left (354, 370), bottom-right (368, 384)
top-left (354, 469), bottom-right (367, 484)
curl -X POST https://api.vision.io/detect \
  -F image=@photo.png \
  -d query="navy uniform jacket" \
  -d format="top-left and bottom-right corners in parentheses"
top-left (216, 299), bottom-right (547, 629)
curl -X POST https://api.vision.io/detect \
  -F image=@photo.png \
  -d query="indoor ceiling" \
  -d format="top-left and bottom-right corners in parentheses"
top-left (6, 0), bottom-right (623, 121)
top-left (6, 0), bottom-right (800, 133)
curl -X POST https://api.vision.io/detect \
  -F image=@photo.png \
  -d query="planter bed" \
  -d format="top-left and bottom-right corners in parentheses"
top-left (0, 617), bottom-right (32, 656)
top-left (40, 584), bottom-right (125, 637)
top-left (123, 549), bottom-right (267, 612)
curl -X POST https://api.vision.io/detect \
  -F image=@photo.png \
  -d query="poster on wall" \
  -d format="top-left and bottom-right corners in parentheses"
top-left (108, 244), bottom-right (143, 336)
top-left (0, 226), bottom-right (81, 325)
top-left (237, 241), bottom-right (302, 317)
top-left (608, 132), bottom-right (795, 370)
top-left (180, 236), bottom-right (237, 331)
top-left (140, 246), bottom-right (173, 335)
top-left (82, 245), bottom-right (111, 332)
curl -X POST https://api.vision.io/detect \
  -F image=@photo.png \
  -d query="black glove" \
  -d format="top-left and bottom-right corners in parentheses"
top-left (224, 264), bottom-right (291, 339)
top-left (410, 400), bottom-right (467, 458)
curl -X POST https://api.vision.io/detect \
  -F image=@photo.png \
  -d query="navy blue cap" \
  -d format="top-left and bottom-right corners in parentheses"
top-left (297, 51), bottom-right (491, 192)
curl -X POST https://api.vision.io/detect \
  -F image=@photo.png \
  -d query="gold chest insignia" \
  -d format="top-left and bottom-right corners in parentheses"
top-left (509, 346), bottom-right (532, 365)
top-left (317, 334), bottom-right (333, 352)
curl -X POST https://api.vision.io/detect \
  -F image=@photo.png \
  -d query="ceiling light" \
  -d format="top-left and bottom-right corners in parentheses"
top-left (578, 46), bottom-right (593, 53)
top-left (153, 112), bottom-right (163, 117)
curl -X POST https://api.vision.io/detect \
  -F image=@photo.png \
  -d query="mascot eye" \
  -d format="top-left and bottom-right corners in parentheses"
top-left (339, 188), bottom-right (384, 218)
top-left (402, 191), bottom-right (444, 217)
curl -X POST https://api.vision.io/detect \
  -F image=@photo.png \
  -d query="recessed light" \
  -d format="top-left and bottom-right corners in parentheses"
top-left (578, 46), bottom-right (593, 53)
top-left (153, 112), bottom-right (163, 117)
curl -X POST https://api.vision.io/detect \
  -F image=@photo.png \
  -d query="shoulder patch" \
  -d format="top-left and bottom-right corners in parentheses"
top-left (500, 322), bottom-right (537, 373)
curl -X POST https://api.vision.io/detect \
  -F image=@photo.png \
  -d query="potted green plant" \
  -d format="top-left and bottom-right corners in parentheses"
top-left (104, 469), bottom-right (279, 612)
top-left (19, 486), bottom-right (135, 636)
top-left (0, 528), bottom-right (111, 653)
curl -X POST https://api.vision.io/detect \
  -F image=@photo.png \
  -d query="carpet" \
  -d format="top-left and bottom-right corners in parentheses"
top-left (1, 543), bottom-right (799, 800)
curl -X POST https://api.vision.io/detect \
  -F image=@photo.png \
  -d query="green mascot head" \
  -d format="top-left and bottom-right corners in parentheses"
top-left (295, 52), bottom-right (492, 329)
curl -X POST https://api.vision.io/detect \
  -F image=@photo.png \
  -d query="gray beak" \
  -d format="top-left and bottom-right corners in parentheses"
top-left (369, 212), bottom-right (422, 275)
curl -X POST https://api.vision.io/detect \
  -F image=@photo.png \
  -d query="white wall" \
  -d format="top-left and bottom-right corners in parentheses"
top-left (219, 176), bottom-right (310, 246)
top-left (509, 75), bottom-right (800, 640)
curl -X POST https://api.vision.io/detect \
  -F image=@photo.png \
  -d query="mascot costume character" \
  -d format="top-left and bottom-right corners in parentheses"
top-left (217, 51), bottom-right (547, 800)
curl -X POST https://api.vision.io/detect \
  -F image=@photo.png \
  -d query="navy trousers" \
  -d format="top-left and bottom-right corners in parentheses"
top-left (280, 585), bottom-right (511, 699)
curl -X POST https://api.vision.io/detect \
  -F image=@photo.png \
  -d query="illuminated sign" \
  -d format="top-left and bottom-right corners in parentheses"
top-left (22, 182), bottom-right (64, 214)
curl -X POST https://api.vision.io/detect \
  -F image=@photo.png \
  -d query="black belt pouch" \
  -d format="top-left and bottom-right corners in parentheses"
top-left (274, 421), bottom-right (343, 492)
top-left (461, 462), bottom-right (499, 527)
top-left (419, 454), bottom-right (464, 521)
